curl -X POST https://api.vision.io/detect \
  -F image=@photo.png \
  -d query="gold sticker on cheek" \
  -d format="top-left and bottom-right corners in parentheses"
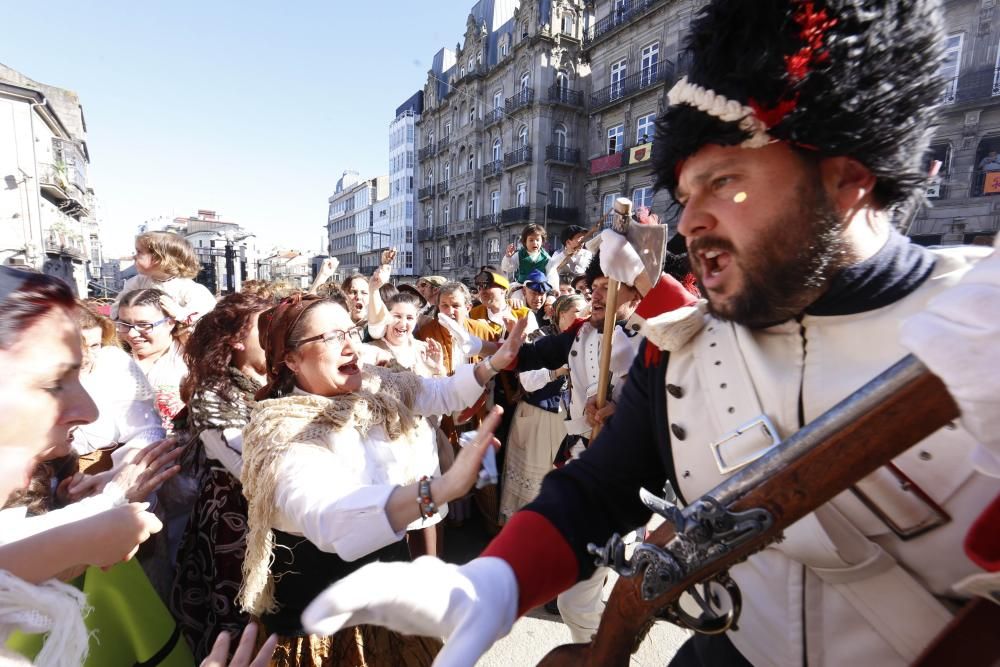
top-left (733, 192), bottom-right (748, 204)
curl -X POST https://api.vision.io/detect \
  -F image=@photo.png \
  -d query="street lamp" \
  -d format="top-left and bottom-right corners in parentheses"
top-left (215, 230), bottom-right (255, 294)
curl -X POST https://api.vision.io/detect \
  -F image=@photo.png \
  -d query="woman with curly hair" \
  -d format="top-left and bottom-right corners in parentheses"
top-left (170, 291), bottom-right (273, 661)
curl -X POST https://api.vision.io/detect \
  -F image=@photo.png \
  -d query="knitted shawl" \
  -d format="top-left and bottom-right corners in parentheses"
top-left (238, 365), bottom-right (423, 615)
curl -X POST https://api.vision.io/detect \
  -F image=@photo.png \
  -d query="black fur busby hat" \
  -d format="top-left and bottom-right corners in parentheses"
top-left (653, 0), bottom-right (945, 211)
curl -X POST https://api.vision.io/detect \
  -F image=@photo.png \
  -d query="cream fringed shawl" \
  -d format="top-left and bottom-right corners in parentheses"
top-left (0, 570), bottom-right (90, 666)
top-left (238, 365), bottom-right (423, 616)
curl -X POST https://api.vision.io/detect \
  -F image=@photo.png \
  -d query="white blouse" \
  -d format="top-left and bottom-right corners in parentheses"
top-left (270, 363), bottom-right (483, 561)
top-left (72, 346), bottom-right (165, 464)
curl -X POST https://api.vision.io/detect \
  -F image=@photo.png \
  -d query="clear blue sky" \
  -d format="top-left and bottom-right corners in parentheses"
top-left (1, 1), bottom-right (472, 256)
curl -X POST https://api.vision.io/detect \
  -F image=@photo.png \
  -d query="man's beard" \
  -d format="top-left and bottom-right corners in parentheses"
top-left (696, 178), bottom-right (854, 328)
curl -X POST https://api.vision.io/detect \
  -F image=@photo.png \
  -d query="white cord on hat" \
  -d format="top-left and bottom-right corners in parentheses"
top-left (667, 76), bottom-right (774, 148)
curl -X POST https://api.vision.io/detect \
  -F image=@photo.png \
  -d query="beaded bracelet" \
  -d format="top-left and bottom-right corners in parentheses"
top-left (417, 475), bottom-right (437, 519)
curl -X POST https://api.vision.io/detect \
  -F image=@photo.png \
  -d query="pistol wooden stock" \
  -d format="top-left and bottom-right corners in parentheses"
top-left (537, 356), bottom-right (960, 667)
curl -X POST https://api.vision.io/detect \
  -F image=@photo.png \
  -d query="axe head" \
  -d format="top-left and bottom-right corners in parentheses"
top-left (610, 197), bottom-right (668, 285)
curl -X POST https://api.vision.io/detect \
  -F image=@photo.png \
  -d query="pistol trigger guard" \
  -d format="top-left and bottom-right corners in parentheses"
top-left (663, 570), bottom-right (743, 635)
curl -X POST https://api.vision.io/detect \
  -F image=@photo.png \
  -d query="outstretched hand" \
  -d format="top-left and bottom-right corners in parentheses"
top-left (491, 315), bottom-right (530, 370)
top-left (302, 554), bottom-right (518, 667)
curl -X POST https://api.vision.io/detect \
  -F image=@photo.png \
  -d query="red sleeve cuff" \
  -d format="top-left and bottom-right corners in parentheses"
top-left (635, 274), bottom-right (699, 321)
top-left (965, 492), bottom-right (1000, 572)
top-left (481, 510), bottom-right (579, 616)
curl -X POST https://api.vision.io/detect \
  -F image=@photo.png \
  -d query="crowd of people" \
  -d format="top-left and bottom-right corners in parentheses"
top-left (0, 198), bottom-right (643, 666)
top-left (1, 1), bottom-right (1000, 666)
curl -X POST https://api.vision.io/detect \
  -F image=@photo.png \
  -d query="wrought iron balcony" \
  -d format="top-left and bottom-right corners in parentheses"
top-left (418, 184), bottom-right (436, 200)
top-left (436, 224), bottom-right (450, 238)
top-left (546, 206), bottom-right (580, 224)
top-left (417, 226), bottom-right (435, 242)
top-left (592, 64), bottom-right (673, 111)
top-left (483, 160), bottom-right (504, 178)
top-left (504, 145), bottom-right (533, 169)
top-left (584, 0), bottom-right (666, 47)
top-left (437, 135), bottom-right (451, 154)
top-left (418, 144), bottom-right (436, 161)
top-left (477, 213), bottom-right (501, 231)
top-left (940, 66), bottom-right (1000, 105)
top-left (452, 220), bottom-right (475, 235)
top-left (545, 145), bottom-right (580, 164)
top-left (485, 107), bottom-right (504, 127)
top-left (501, 206), bottom-right (531, 225)
top-left (505, 88), bottom-right (535, 113)
top-left (437, 179), bottom-right (450, 195)
top-left (548, 85), bottom-right (583, 107)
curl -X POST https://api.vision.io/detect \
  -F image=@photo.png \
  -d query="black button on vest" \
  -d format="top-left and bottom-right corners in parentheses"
top-left (666, 384), bottom-right (683, 399)
top-left (670, 423), bottom-right (686, 440)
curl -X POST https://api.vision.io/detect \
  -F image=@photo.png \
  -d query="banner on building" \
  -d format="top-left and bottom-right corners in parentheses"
top-left (984, 171), bottom-right (1000, 194)
top-left (629, 143), bottom-right (653, 165)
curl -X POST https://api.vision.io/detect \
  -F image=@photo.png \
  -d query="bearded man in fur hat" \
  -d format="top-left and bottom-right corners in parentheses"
top-left (299, 1), bottom-right (1000, 665)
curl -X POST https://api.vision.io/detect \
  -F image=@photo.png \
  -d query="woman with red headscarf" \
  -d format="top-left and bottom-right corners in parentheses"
top-left (238, 290), bottom-right (526, 666)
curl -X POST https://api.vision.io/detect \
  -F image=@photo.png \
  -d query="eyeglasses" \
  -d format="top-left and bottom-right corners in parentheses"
top-left (114, 316), bottom-right (171, 334)
top-left (474, 281), bottom-right (493, 289)
top-left (294, 326), bottom-right (364, 348)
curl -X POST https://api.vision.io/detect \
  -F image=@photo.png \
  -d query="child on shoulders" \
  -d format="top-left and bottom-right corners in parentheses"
top-left (112, 231), bottom-right (217, 325)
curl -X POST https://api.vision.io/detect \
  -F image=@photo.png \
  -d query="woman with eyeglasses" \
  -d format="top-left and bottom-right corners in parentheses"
top-left (69, 303), bottom-right (166, 476)
top-left (238, 291), bottom-right (527, 666)
top-left (116, 288), bottom-right (190, 431)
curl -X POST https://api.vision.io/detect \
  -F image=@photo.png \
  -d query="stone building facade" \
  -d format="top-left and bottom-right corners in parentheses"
top-left (908, 0), bottom-right (1000, 247)
top-left (416, 0), bottom-right (590, 284)
top-left (582, 0), bottom-right (700, 230)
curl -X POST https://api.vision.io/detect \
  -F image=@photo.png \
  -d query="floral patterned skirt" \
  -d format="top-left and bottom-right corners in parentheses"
top-left (170, 466), bottom-right (250, 661)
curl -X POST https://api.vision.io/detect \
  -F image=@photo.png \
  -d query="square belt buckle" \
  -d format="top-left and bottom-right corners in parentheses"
top-left (710, 415), bottom-right (782, 474)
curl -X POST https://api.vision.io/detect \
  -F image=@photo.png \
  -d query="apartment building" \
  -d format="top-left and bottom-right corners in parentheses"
top-left (908, 0), bottom-right (1000, 247)
top-left (582, 0), bottom-right (701, 232)
top-left (416, 0), bottom-right (590, 283)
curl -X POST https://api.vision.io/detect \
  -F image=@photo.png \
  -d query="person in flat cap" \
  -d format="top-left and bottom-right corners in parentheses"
top-left (468, 267), bottom-right (534, 338)
top-left (301, 2), bottom-right (1000, 665)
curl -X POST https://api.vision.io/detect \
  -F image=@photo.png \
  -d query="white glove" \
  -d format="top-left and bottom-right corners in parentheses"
top-left (899, 240), bottom-right (1000, 457)
top-left (437, 313), bottom-right (482, 356)
top-left (302, 556), bottom-right (518, 667)
top-left (590, 229), bottom-right (644, 285)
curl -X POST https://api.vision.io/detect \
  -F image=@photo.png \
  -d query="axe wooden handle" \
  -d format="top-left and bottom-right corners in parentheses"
top-left (591, 278), bottom-right (620, 440)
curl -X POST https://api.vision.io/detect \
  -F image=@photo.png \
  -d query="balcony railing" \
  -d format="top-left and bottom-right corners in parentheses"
top-left (436, 224), bottom-right (450, 238)
top-left (452, 220), bottom-right (475, 235)
top-left (483, 159), bottom-right (504, 178)
top-left (477, 213), bottom-right (501, 231)
top-left (940, 66), bottom-right (1000, 106)
top-left (505, 88), bottom-right (535, 113)
top-left (485, 107), bottom-right (504, 127)
top-left (548, 85), bottom-right (584, 107)
top-left (437, 135), bottom-right (451, 154)
top-left (437, 179), bottom-right (450, 195)
top-left (501, 206), bottom-right (531, 225)
top-left (584, 0), bottom-right (666, 47)
top-left (417, 227), bottom-right (434, 242)
top-left (504, 145), bottom-right (533, 169)
top-left (546, 206), bottom-right (580, 224)
top-left (418, 144), bottom-right (436, 161)
top-left (591, 64), bottom-right (673, 110)
top-left (545, 145), bottom-right (580, 164)
top-left (418, 184), bottom-right (436, 200)
top-left (590, 151), bottom-right (624, 175)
